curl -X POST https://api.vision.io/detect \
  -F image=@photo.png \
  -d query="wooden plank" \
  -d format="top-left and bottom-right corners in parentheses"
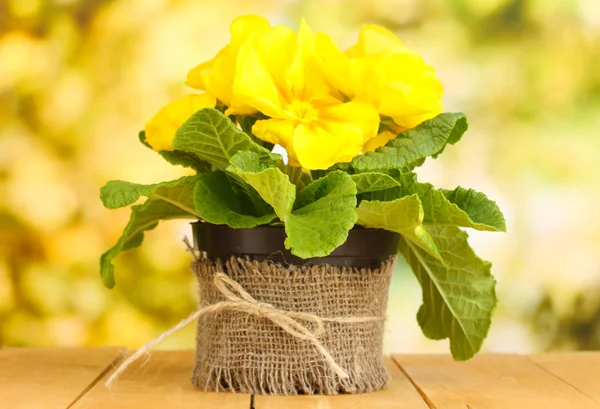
top-left (0, 347), bottom-right (123, 409)
top-left (71, 350), bottom-right (251, 409)
top-left (530, 353), bottom-right (600, 404)
top-left (255, 358), bottom-right (430, 409)
top-left (393, 354), bottom-right (600, 409)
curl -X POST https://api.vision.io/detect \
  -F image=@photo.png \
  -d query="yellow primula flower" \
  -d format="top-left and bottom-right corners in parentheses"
top-left (315, 24), bottom-right (444, 151)
top-left (186, 15), bottom-right (269, 115)
top-left (145, 93), bottom-right (216, 151)
top-left (233, 19), bottom-right (380, 170)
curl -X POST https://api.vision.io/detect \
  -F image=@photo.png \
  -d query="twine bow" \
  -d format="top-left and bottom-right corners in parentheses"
top-left (105, 272), bottom-right (384, 389)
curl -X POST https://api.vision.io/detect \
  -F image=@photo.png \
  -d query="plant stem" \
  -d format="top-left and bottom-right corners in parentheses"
top-left (292, 166), bottom-right (301, 186)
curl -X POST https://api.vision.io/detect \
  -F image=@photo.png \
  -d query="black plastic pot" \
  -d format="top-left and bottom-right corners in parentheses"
top-left (191, 222), bottom-right (399, 268)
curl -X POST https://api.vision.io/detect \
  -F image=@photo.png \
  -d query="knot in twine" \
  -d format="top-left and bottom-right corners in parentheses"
top-left (105, 272), bottom-right (384, 389)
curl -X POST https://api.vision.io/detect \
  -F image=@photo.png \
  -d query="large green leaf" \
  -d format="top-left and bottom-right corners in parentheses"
top-left (440, 187), bottom-right (506, 231)
top-left (100, 176), bottom-right (200, 213)
top-left (227, 151), bottom-right (296, 222)
top-left (355, 195), bottom-right (442, 261)
top-left (398, 225), bottom-right (497, 360)
top-left (193, 170), bottom-right (276, 228)
top-left (101, 180), bottom-right (155, 209)
top-left (285, 171), bottom-right (357, 258)
top-left (171, 108), bottom-right (279, 215)
top-left (358, 172), bottom-right (506, 232)
top-left (172, 108), bottom-right (275, 170)
top-left (226, 173), bottom-right (274, 217)
top-left (139, 131), bottom-right (211, 172)
top-left (351, 172), bottom-right (400, 194)
top-left (397, 174), bottom-right (506, 231)
top-left (351, 113), bottom-right (468, 172)
top-left (356, 171), bottom-right (415, 202)
top-left (99, 176), bottom-right (199, 288)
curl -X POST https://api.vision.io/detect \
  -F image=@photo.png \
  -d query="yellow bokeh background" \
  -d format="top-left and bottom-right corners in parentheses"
top-left (1, 0), bottom-right (600, 353)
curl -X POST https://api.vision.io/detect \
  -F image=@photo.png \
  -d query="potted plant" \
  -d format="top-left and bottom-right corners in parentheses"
top-left (100, 15), bottom-right (505, 395)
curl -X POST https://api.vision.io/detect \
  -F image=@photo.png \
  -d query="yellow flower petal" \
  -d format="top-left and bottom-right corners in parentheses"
top-left (314, 32), bottom-right (354, 99)
top-left (253, 100), bottom-right (379, 170)
top-left (351, 56), bottom-right (385, 107)
top-left (292, 120), bottom-right (364, 170)
top-left (252, 118), bottom-right (305, 166)
top-left (233, 25), bottom-right (296, 118)
top-left (351, 51), bottom-right (443, 128)
top-left (393, 110), bottom-right (441, 129)
top-left (354, 24), bottom-right (408, 57)
top-left (229, 14), bottom-right (270, 48)
top-left (185, 61), bottom-right (209, 90)
top-left (377, 55), bottom-right (444, 127)
top-left (318, 100), bottom-right (380, 143)
top-left (233, 18), bottom-right (334, 121)
top-left (186, 46), bottom-right (228, 90)
top-left (252, 118), bottom-right (296, 147)
top-left (362, 130), bottom-right (397, 153)
top-left (203, 53), bottom-right (238, 107)
top-left (344, 43), bottom-right (361, 59)
top-left (186, 15), bottom-right (269, 111)
top-left (144, 93), bottom-right (216, 152)
top-left (286, 19), bottom-right (329, 102)
top-left (328, 23), bottom-right (444, 129)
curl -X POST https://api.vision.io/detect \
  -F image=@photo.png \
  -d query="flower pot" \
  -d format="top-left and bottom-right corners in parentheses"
top-left (190, 222), bottom-right (399, 395)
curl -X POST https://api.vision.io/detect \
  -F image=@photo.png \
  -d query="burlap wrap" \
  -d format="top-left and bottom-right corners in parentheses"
top-left (191, 256), bottom-right (395, 395)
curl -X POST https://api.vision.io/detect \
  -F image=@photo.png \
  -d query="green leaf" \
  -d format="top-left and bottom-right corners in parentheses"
top-left (285, 171), bottom-right (357, 258)
top-left (398, 225), bottom-right (497, 360)
top-left (399, 175), bottom-right (506, 231)
top-left (351, 113), bottom-right (468, 172)
top-left (355, 195), bottom-right (442, 261)
top-left (139, 131), bottom-right (212, 172)
top-left (357, 186), bottom-right (403, 202)
top-left (100, 180), bottom-right (155, 209)
top-left (100, 176), bottom-right (199, 288)
top-left (193, 170), bottom-right (276, 228)
top-left (351, 172), bottom-right (401, 194)
top-left (138, 130), bottom-right (152, 148)
top-left (171, 109), bottom-right (279, 214)
top-left (228, 150), bottom-right (271, 172)
top-left (172, 108), bottom-right (276, 170)
top-left (293, 171), bottom-right (352, 210)
top-left (227, 151), bottom-right (296, 222)
top-left (228, 174), bottom-right (275, 217)
top-left (100, 176), bottom-right (201, 212)
top-left (355, 171), bottom-right (413, 202)
top-left (440, 187), bottom-right (506, 232)
top-left (358, 173), bottom-right (506, 232)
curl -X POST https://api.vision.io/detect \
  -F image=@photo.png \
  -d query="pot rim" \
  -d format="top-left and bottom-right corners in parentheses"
top-left (191, 222), bottom-right (399, 268)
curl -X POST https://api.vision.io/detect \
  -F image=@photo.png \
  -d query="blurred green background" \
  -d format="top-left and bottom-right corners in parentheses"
top-left (1, 0), bottom-right (600, 353)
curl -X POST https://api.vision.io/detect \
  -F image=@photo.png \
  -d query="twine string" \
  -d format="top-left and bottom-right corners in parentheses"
top-left (104, 272), bottom-right (384, 389)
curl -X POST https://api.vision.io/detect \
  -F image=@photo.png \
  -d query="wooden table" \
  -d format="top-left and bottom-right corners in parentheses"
top-left (1, 348), bottom-right (599, 408)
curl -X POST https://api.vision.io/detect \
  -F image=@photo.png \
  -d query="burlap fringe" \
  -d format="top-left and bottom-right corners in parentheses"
top-left (192, 256), bottom-right (395, 395)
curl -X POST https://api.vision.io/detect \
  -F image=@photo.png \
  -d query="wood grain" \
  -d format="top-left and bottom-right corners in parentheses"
top-left (4, 349), bottom-right (600, 408)
top-left (70, 350), bottom-right (251, 409)
top-left (0, 347), bottom-right (123, 409)
top-left (393, 354), bottom-right (600, 409)
top-left (254, 358), bottom-right (430, 409)
top-left (530, 353), bottom-right (600, 404)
